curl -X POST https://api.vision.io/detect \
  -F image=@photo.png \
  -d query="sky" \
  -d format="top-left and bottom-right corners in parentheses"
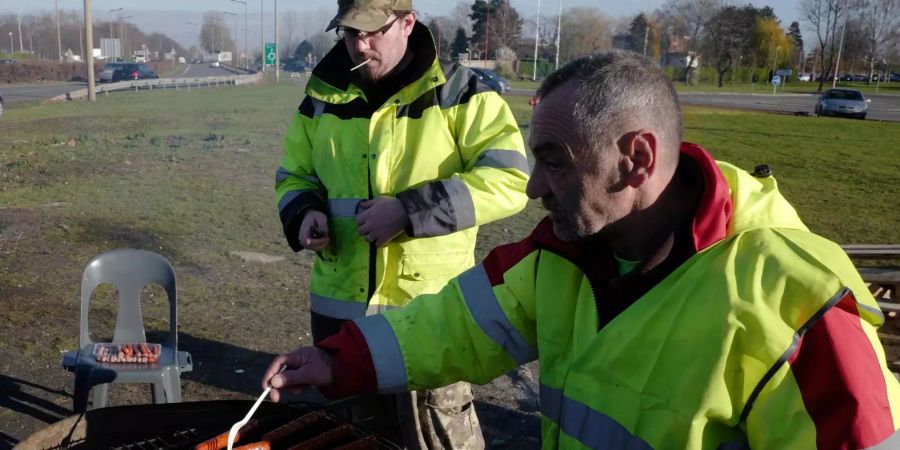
top-left (0, 0), bottom-right (804, 54)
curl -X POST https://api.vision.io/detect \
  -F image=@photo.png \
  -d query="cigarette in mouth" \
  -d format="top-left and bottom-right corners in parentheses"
top-left (351, 58), bottom-right (372, 71)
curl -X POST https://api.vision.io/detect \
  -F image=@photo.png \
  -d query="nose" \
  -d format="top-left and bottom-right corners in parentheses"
top-left (526, 164), bottom-right (547, 200)
top-left (353, 36), bottom-right (371, 52)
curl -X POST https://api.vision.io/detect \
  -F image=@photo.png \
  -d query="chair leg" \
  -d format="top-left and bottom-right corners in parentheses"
top-left (151, 381), bottom-right (165, 404)
top-left (91, 383), bottom-right (109, 410)
top-left (162, 370), bottom-right (182, 403)
top-left (72, 366), bottom-right (92, 413)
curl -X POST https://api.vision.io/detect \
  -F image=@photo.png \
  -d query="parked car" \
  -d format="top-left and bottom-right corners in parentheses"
top-left (210, 61), bottom-right (221, 67)
top-left (283, 62), bottom-right (307, 72)
top-left (797, 73), bottom-right (812, 82)
top-left (98, 63), bottom-right (158, 82)
top-left (470, 67), bottom-right (512, 94)
top-left (815, 88), bottom-right (869, 120)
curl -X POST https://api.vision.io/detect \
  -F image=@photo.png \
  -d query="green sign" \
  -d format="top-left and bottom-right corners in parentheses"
top-left (264, 43), bottom-right (276, 65)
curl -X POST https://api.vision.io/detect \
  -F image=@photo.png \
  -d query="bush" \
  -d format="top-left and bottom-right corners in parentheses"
top-left (0, 60), bottom-right (105, 84)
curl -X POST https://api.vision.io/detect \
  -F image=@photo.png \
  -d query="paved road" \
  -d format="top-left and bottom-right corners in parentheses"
top-left (679, 92), bottom-right (900, 122)
top-left (1, 82), bottom-right (87, 104)
top-left (0, 64), bottom-right (237, 105)
top-left (510, 88), bottom-right (900, 122)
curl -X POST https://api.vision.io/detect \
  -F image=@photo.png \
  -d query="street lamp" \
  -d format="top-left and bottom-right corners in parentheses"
top-left (222, 11), bottom-right (238, 63)
top-left (231, 0), bottom-right (248, 69)
top-left (120, 15), bottom-right (132, 60)
top-left (108, 8), bottom-right (122, 40)
top-left (8, 32), bottom-right (12, 54)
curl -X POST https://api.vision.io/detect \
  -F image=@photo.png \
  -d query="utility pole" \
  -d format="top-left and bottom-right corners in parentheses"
top-left (555, 0), bottom-right (561, 70)
top-left (17, 12), bottom-right (24, 53)
top-left (483, 3), bottom-right (490, 65)
top-left (56, 0), bottom-right (63, 62)
top-left (642, 15), bottom-right (649, 56)
top-left (275, 0), bottom-right (280, 81)
top-left (8, 32), bottom-right (12, 55)
top-left (231, 0), bottom-right (248, 69)
top-left (260, 0), bottom-right (265, 73)
top-left (533, 0), bottom-right (540, 80)
top-left (84, 0), bottom-right (95, 101)
top-left (832, 8), bottom-right (848, 89)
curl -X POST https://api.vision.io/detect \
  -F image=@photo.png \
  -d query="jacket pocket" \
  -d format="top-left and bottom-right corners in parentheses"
top-left (399, 251), bottom-right (470, 281)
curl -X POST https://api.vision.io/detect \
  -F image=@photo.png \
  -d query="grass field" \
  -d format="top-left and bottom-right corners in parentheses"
top-left (0, 79), bottom-right (898, 444)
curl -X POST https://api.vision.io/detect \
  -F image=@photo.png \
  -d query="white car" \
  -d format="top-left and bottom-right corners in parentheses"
top-left (210, 61), bottom-right (221, 67)
top-left (797, 73), bottom-right (812, 82)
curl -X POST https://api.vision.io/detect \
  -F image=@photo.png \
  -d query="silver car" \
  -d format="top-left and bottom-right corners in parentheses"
top-left (815, 88), bottom-right (869, 120)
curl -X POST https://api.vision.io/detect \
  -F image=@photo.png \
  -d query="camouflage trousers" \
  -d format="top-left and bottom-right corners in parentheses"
top-left (342, 382), bottom-right (485, 450)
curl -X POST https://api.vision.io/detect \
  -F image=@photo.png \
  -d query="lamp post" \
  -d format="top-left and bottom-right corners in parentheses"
top-left (275, 0), bottom-right (279, 82)
top-left (55, 0), bottom-right (63, 62)
top-left (8, 32), bottom-right (12, 54)
top-left (84, 0), bottom-right (95, 101)
top-left (231, 0), bottom-right (248, 69)
top-left (108, 8), bottom-right (122, 40)
top-left (555, 0), bottom-right (562, 70)
top-left (120, 15), bottom-right (132, 59)
top-left (533, 0), bottom-right (540, 81)
top-left (260, 0), bottom-right (264, 73)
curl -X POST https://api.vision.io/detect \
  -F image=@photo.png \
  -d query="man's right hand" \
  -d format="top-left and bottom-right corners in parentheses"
top-left (262, 346), bottom-right (335, 402)
top-left (299, 210), bottom-right (330, 250)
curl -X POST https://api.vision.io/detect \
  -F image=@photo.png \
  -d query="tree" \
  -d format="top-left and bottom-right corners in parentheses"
top-left (702, 5), bottom-right (757, 87)
top-left (201, 12), bottom-right (234, 54)
top-left (281, 10), bottom-right (301, 60)
top-left (789, 21), bottom-right (805, 72)
top-left (752, 17), bottom-right (794, 72)
top-left (451, 27), bottom-right (468, 58)
top-left (802, 0), bottom-right (848, 91)
top-left (857, 0), bottom-right (899, 83)
top-left (559, 7), bottom-right (614, 63)
top-left (470, 0), bottom-right (520, 59)
top-left (659, 0), bottom-right (722, 81)
top-left (294, 40), bottom-right (315, 63)
top-left (427, 19), bottom-right (446, 59)
top-left (628, 13), bottom-right (661, 59)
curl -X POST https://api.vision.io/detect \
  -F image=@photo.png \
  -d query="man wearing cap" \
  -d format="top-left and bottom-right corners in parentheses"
top-left (273, 0), bottom-right (529, 448)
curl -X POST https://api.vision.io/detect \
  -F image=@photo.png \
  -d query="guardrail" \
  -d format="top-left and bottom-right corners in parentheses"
top-left (51, 71), bottom-right (264, 101)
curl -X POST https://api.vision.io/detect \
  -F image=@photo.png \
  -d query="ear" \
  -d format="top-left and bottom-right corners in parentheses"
top-left (619, 130), bottom-right (658, 188)
top-left (402, 12), bottom-right (417, 37)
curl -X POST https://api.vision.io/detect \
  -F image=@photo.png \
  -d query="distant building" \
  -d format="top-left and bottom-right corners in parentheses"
top-left (664, 36), bottom-right (699, 69)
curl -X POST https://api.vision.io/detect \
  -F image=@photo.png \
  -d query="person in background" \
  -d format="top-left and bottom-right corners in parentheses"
top-left (267, 50), bottom-right (900, 449)
top-left (273, 0), bottom-right (529, 447)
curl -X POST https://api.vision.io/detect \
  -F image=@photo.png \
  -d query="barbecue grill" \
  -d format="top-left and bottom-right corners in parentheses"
top-left (15, 400), bottom-right (401, 450)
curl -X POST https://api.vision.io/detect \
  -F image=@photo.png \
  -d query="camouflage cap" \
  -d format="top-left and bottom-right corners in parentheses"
top-left (326, 0), bottom-right (413, 32)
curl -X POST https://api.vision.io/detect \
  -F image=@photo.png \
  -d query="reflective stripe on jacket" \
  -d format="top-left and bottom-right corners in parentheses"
top-left (325, 143), bottom-right (900, 449)
top-left (275, 23), bottom-right (529, 318)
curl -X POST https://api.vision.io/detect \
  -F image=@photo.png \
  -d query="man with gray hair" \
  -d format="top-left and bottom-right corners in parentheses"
top-left (274, 0), bottom-right (529, 447)
top-left (267, 51), bottom-right (900, 448)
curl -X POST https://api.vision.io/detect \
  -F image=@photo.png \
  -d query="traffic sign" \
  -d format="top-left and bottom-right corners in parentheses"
top-left (771, 75), bottom-right (782, 86)
top-left (264, 43), bottom-right (276, 65)
top-left (775, 69), bottom-right (792, 77)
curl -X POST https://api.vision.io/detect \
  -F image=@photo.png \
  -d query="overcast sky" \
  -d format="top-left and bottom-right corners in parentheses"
top-left (0, 0), bottom-right (804, 53)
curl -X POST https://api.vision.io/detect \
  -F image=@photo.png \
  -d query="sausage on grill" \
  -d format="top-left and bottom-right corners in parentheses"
top-left (193, 419), bottom-right (260, 450)
top-left (261, 410), bottom-right (328, 444)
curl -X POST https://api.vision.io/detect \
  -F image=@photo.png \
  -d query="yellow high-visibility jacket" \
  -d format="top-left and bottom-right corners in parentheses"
top-left (275, 23), bottom-right (528, 320)
top-left (322, 144), bottom-right (900, 449)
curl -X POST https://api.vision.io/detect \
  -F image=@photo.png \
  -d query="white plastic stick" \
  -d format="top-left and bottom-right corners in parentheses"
top-left (350, 58), bottom-right (372, 71)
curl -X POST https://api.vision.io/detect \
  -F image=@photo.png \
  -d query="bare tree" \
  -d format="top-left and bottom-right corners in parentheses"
top-left (559, 7), bottom-right (614, 63)
top-left (802, 0), bottom-right (849, 91)
top-left (490, 1), bottom-right (523, 56)
top-left (659, 0), bottom-right (722, 80)
top-left (281, 10), bottom-right (300, 60)
top-left (702, 5), bottom-right (757, 87)
top-left (857, 0), bottom-right (899, 82)
top-left (450, 0), bottom-right (473, 35)
top-left (300, 7), bottom-right (333, 40)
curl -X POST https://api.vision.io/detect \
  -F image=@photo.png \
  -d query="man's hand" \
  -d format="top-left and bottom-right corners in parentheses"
top-left (355, 196), bottom-right (411, 247)
top-left (262, 346), bottom-right (335, 402)
top-left (299, 210), bottom-right (330, 251)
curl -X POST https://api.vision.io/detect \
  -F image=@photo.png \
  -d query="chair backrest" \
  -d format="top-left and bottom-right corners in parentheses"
top-left (79, 249), bottom-right (178, 351)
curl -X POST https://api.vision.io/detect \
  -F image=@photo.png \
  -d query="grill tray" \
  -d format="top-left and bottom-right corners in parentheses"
top-left (15, 400), bottom-right (400, 450)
